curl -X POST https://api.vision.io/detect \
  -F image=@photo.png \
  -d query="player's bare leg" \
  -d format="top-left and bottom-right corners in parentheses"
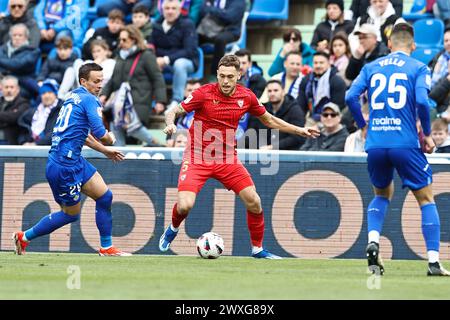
top-left (412, 185), bottom-right (450, 276)
top-left (365, 183), bottom-right (394, 275)
top-left (159, 191), bottom-right (196, 252)
top-left (239, 186), bottom-right (281, 259)
top-left (82, 172), bottom-right (131, 256)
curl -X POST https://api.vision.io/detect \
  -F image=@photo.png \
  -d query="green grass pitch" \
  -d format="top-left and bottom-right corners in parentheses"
top-left (1, 252), bottom-right (449, 299)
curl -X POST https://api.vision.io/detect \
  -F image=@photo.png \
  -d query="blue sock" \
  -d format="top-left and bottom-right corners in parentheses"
top-left (24, 211), bottom-right (79, 241)
top-left (96, 190), bottom-right (113, 248)
top-left (367, 196), bottom-right (390, 238)
top-left (421, 203), bottom-right (440, 252)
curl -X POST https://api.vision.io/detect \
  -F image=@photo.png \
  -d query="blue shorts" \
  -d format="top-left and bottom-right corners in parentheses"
top-left (367, 148), bottom-right (432, 191)
top-left (46, 156), bottom-right (97, 206)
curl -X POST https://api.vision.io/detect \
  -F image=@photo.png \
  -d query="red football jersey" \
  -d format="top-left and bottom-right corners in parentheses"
top-left (180, 83), bottom-right (266, 163)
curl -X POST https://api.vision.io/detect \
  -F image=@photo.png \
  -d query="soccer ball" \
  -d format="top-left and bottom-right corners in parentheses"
top-left (196, 232), bottom-right (224, 259)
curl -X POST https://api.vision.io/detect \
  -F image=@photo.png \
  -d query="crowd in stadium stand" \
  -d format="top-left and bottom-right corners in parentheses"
top-left (0, 0), bottom-right (450, 153)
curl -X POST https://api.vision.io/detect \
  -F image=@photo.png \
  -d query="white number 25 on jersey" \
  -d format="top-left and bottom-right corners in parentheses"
top-left (370, 73), bottom-right (407, 110)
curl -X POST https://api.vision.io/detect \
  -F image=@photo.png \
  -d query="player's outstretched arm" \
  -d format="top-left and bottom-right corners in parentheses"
top-left (85, 134), bottom-right (125, 162)
top-left (257, 111), bottom-right (320, 138)
top-left (163, 104), bottom-right (187, 135)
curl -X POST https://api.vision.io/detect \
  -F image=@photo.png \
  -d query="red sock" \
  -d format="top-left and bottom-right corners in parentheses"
top-left (247, 210), bottom-right (264, 247)
top-left (171, 203), bottom-right (187, 228)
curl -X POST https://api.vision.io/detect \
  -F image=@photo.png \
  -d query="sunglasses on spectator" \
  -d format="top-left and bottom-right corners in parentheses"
top-left (10, 4), bottom-right (25, 9)
top-left (321, 112), bottom-right (338, 118)
top-left (119, 38), bottom-right (129, 42)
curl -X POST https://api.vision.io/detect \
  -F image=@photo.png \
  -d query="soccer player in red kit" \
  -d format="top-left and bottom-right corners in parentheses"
top-left (160, 55), bottom-right (320, 258)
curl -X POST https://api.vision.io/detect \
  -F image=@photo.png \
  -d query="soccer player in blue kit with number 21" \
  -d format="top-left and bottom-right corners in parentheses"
top-left (13, 63), bottom-right (131, 257)
top-left (346, 22), bottom-right (450, 276)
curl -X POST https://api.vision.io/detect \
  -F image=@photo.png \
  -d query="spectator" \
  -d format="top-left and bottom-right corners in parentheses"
top-left (82, 9), bottom-right (125, 60)
top-left (152, 0), bottom-right (203, 25)
top-left (261, 51), bottom-right (309, 103)
top-left (37, 36), bottom-right (77, 85)
top-left (167, 128), bottom-right (189, 147)
top-left (350, 0), bottom-right (403, 24)
top-left (235, 48), bottom-right (266, 98)
top-left (34, 0), bottom-right (89, 50)
top-left (97, 0), bottom-right (153, 18)
top-left (344, 104), bottom-right (369, 152)
top-left (59, 39), bottom-right (116, 99)
top-left (18, 79), bottom-right (62, 145)
top-left (100, 25), bottom-right (167, 145)
top-left (434, 0), bottom-right (450, 27)
top-left (330, 32), bottom-right (352, 86)
top-left (0, 0), bottom-right (40, 48)
top-left (132, 4), bottom-right (153, 41)
top-left (311, 0), bottom-right (354, 53)
top-left (0, 75), bottom-right (30, 144)
top-left (255, 80), bottom-right (306, 150)
top-left (297, 52), bottom-right (347, 126)
top-left (431, 118), bottom-right (450, 153)
top-left (197, 0), bottom-right (246, 76)
top-left (150, 0), bottom-right (198, 109)
top-left (346, 23), bottom-right (389, 81)
top-left (0, 23), bottom-right (40, 99)
top-left (300, 102), bottom-right (349, 151)
top-left (269, 28), bottom-right (315, 76)
top-left (350, 0), bottom-right (402, 49)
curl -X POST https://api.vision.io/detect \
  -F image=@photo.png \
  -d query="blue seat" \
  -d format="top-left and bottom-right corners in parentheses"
top-left (91, 17), bottom-right (108, 29)
top-left (403, 0), bottom-right (434, 21)
top-left (414, 18), bottom-right (444, 48)
top-left (248, 0), bottom-right (288, 22)
top-left (226, 12), bottom-right (249, 53)
top-left (201, 12), bottom-right (249, 55)
top-left (163, 47), bottom-right (204, 83)
top-left (411, 47), bottom-right (440, 65)
top-left (35, 56), bottom-right (43, 77)
top-left (0, 1), bottom-right (8, 15)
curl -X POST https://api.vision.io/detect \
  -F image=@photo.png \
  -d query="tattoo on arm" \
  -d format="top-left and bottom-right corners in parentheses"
top-left (166, 104), bottom-right (187, 126)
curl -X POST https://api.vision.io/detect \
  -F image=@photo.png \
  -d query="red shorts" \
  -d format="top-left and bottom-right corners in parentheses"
top-left (177, 159), bottom-right (254, 194)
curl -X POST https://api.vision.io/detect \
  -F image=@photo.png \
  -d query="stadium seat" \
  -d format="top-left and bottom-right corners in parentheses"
top-left (201, 12), bottom-right (249, 55)
top-left (248, 0), bottom-right (288, 22)
top-left (403, 0), bottom-right (434, 22)
top-left (91, 17), bottom-right (108, 29)
top-left (163, 47), bottom-right (204, 83)
top-left (34, 56), bottom-right (42, 77)
top-left (414, 18), bottom-right (444, 48)
top-left (0, 1), bottom-right (8, 15)
top-left (225, 12), bottom-right (249, 54)
top-left (411, 47), bottom-right (440, 65)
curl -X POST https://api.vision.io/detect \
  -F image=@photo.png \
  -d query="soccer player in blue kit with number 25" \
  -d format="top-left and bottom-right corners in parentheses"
top-left (346, 22), bottom-right (450, 276)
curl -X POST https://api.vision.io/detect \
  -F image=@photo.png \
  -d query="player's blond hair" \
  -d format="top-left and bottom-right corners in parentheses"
top-left (390, 29), bottom-right (414, 49)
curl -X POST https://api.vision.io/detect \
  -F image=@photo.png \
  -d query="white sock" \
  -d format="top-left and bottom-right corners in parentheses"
top-left (101, 245), bottom-right (112, 250)
top-left (22, 233), bottom-right (28, 242)
top-left (428, 250), bottom-right (439, 263)
top-left (170, 224), bottom-right (179, 232)
top-left (368, 230), bottom-right (380, 244)
top-left (252, 246), bottom-right (263, 255)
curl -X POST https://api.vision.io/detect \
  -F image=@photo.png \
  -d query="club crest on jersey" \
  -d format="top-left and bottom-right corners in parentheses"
top-left (180, 174), bottom-right (186, 181)
top-left (213, 99), bottom-right (219, 105)
top-left (238, 100), bottom-right (244, 108)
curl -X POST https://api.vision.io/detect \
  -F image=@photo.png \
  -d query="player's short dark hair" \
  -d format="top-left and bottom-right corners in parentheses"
top-left (432, 118), bottom-right (449, 132)
top-left (79, 62), bottom-right (103, 84)
top-left (313, 51), bottom-right (330, 60)
top-left (390, 22), bottom-right (414, 48)
top-left (218, 55), bottom-right (240, 71)
top-left (235, 49), bottom-right (252, 62)
top-left (132, 4), bottom-right (149, 16)
top-left (108, 9), bottom-right (124, 22)
top-left (266, 79), bottom-right (283, 88)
